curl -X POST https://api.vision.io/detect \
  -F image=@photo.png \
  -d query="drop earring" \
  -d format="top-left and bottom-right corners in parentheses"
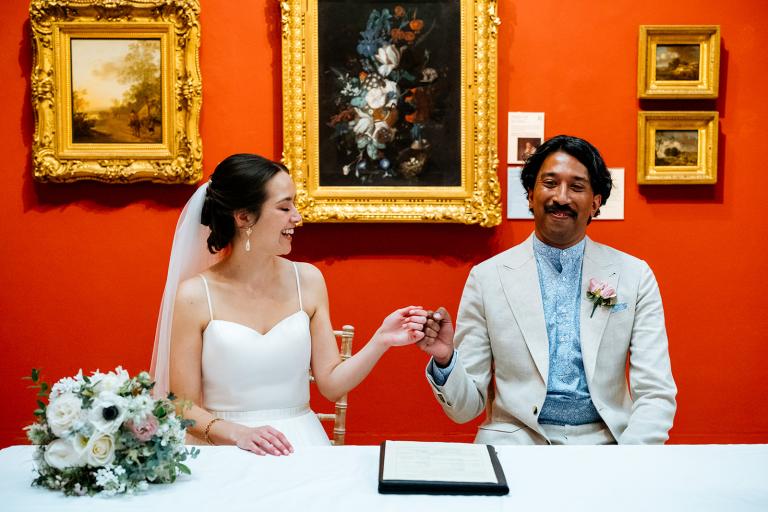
top-left (245, 226), bottom-right (252, 252)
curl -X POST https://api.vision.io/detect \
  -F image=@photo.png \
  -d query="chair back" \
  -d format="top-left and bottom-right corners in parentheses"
top-left (312, 325), bottom-right (354, 445)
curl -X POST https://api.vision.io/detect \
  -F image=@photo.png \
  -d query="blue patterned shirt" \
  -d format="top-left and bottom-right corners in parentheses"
top-left (534, 236), bottom-right (601, 425)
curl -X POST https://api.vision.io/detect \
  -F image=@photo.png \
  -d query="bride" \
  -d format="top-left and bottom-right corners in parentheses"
top-left (151, 154), bottom-right (428, 455)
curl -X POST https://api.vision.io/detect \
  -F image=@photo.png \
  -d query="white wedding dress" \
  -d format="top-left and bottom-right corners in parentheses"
top-left (197, 262), bottom-right (330, 447)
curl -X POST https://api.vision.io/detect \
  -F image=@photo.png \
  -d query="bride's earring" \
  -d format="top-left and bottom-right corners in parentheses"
top-left (245, 226), bottom-right (252, 252)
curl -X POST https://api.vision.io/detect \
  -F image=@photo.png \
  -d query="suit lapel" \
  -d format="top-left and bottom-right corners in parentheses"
top-left (499, 236), bottom-right (549, 383)
top-left (580, 238), bottom-right (619, 381)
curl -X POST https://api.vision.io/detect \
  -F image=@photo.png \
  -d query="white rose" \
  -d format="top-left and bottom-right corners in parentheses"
top-left (93, 367), bottom-right (129, 394)
top-left (89, 392), bottom-right (127, 434)
top-left (85, 433), bottom-right (115, 467)
top-left (365, 87), bottom-right (388, 110)
top-left (44, 437), bottom-right (85, 470)
top-left (365, 80), bottom-right (399, 110)
top-left (46, 392), bottom-right (83, 437)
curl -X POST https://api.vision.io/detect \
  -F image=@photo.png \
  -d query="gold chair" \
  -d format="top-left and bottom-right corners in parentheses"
top-left (311, 325), bottom-right (354, 445)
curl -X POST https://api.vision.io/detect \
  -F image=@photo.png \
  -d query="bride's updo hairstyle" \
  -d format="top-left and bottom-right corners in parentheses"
top-left (201, 153), bottom-right (289, 254)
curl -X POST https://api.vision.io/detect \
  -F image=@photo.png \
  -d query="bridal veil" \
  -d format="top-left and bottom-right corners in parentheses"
top-left (150, 183), bottom-right (222, 397)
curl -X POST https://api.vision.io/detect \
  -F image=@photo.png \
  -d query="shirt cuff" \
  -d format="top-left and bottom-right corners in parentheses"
top-left (428, 350), bottom-right (458, 386)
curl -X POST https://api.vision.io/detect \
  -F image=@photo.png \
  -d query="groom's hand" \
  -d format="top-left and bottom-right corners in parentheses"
top-left (417, 307), bottom-right (455, 366)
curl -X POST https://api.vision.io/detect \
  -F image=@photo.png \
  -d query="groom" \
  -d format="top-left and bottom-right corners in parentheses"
top-left (420, 135), bottom-right (676, 445)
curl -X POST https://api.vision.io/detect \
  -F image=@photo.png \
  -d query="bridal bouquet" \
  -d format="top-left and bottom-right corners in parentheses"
top-left (25, 367), bottom-right (198, 496)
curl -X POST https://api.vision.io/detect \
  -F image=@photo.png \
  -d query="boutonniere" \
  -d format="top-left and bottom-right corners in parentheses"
top-left (586, 278), bottom-right (617, 318)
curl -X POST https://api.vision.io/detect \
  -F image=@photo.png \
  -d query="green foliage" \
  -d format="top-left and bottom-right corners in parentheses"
top-left (25, 368), bottom-right (49, 418)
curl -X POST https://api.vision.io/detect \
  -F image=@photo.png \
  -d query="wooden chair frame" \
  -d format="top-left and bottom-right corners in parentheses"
top-left (312, 325), bottom-right (354, 445)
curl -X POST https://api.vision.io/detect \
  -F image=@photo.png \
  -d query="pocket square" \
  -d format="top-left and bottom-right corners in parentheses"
top-left (611, 302), bottom-right (628, 313)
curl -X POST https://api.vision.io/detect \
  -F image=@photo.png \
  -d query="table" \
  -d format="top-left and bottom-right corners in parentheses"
top-left (1, 444), bottom-right (766, 511)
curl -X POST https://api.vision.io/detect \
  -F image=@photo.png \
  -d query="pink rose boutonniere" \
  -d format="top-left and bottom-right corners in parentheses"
top-left (586, 278), bottom-right (617, 318)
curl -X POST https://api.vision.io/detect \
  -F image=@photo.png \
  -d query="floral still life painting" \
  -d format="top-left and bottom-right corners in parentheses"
top-left (24, 367), bottom-right (197, 496)
top-left (318, 2), bottom-right (461, 186)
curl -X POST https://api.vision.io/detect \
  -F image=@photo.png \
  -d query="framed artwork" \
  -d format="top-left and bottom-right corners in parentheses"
top-left (30, 0), bottom-right (202, 184)
top-left (637, 111), bottom-right (718, 185)
top-left (280, 0), bottom-right (501, 225)
top-left (638, 25), bottom-right (720, 99)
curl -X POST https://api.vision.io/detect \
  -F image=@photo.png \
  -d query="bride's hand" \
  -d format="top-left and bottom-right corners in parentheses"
top-left (374, 306), bottom-right (428, 347)
top-left (234, 425), bottom-right (294, 456)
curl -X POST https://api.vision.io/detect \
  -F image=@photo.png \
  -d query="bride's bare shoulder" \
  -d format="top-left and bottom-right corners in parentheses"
top-left (175, 274), bottom-right (209, 308)
top-left (292, 261), bottom-right (325, 287)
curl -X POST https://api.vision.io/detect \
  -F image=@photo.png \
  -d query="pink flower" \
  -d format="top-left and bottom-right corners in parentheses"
top-left (586, 278), bottom-right (618, 318)
top-left (126, 415), bottom-right (159, 442)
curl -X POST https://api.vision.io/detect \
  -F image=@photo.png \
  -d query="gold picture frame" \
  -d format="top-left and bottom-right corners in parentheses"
top-left (637, 111), bottom-right (718, 185)
top-left (638, 25), bottom-right (720, 99)
top-left (280, 0), bottom-right (501, 225)
top-left (30, 0), bottom-right (202, 184)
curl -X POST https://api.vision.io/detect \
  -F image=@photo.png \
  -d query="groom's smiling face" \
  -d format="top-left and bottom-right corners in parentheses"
top-left (251, 171), bottom-right (302, 255)
top-left (528, 151), bottom-right (601, 249)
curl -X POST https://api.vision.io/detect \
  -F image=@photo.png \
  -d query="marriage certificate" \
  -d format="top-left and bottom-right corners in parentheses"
top-left (381, 441), bottom-right (499, 483)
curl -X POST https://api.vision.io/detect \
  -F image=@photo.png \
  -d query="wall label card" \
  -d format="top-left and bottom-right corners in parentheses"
top-left (507, 112), bottom-right (544, 164)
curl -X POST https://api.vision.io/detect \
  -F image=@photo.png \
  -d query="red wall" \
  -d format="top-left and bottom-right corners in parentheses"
top-left (2, 0), bottom-right (767, 447)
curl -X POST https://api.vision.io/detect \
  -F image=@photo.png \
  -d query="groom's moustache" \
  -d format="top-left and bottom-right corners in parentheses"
top-left (544, 204), bottom-right (576, 217)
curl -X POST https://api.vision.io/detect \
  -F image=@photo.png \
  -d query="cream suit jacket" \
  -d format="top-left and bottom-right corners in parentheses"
top-left (427, 235), bottom-right (677, 444)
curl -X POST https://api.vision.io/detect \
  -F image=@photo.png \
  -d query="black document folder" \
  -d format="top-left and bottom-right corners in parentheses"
top-left (377, 441), bottom-right (509, 496)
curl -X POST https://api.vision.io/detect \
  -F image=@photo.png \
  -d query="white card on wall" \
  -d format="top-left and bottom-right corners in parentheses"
top-left (507, 166), bottom-right (625, 220)
top-left (595, 168), bottom-right (624, 220)
top-left (506, 166), bottom-right (532, 219)
top-left (507, 112), bottom-right (544, 164)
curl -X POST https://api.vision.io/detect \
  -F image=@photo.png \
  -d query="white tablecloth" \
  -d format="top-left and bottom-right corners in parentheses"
top-left (1, 444), bottom-right (766, 511)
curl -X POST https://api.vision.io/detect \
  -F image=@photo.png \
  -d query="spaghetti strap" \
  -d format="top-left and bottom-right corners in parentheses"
top-left (291, 262), bottom-right (303, 312)
top-left (198, 274), bottom-right (214, 321)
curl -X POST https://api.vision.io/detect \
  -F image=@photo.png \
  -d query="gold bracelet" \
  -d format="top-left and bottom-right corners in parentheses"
top-left (204, 417), bottom-right (223, 445)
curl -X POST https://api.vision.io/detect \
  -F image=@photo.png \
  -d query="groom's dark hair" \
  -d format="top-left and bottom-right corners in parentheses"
top-left (201, 154), bottom-right (289, 254)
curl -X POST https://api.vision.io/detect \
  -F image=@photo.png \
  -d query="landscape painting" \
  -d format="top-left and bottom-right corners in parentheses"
top-left (70, 38), bottom-right (162, 144)
top-left (655, 130), bottom-right (699, 166)
top-left (655, 44), bottom-right (700, 81)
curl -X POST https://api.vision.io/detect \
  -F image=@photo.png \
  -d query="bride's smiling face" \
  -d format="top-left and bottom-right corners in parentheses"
top-left (249, 171), bottom-right (301, 255)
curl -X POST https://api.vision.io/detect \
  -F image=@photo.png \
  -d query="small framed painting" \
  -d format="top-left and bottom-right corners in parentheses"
top-left (638, 25), bottom-right (720, 99)
top-left (637, 111), bottom-right (718, 185)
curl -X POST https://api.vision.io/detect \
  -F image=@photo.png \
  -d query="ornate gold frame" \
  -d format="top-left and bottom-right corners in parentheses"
top-left (280, 0), bottom-right (501, 225)
top-left (29, 0), bottom-right (202, 184)
top-left (637, 111), bottom-right (718, 185)
top-left (638, 25), bottom-right (720, 99)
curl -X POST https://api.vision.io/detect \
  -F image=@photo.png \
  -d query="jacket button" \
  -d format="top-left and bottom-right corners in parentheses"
top-left (533, 406), bottom-right (538, 415)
